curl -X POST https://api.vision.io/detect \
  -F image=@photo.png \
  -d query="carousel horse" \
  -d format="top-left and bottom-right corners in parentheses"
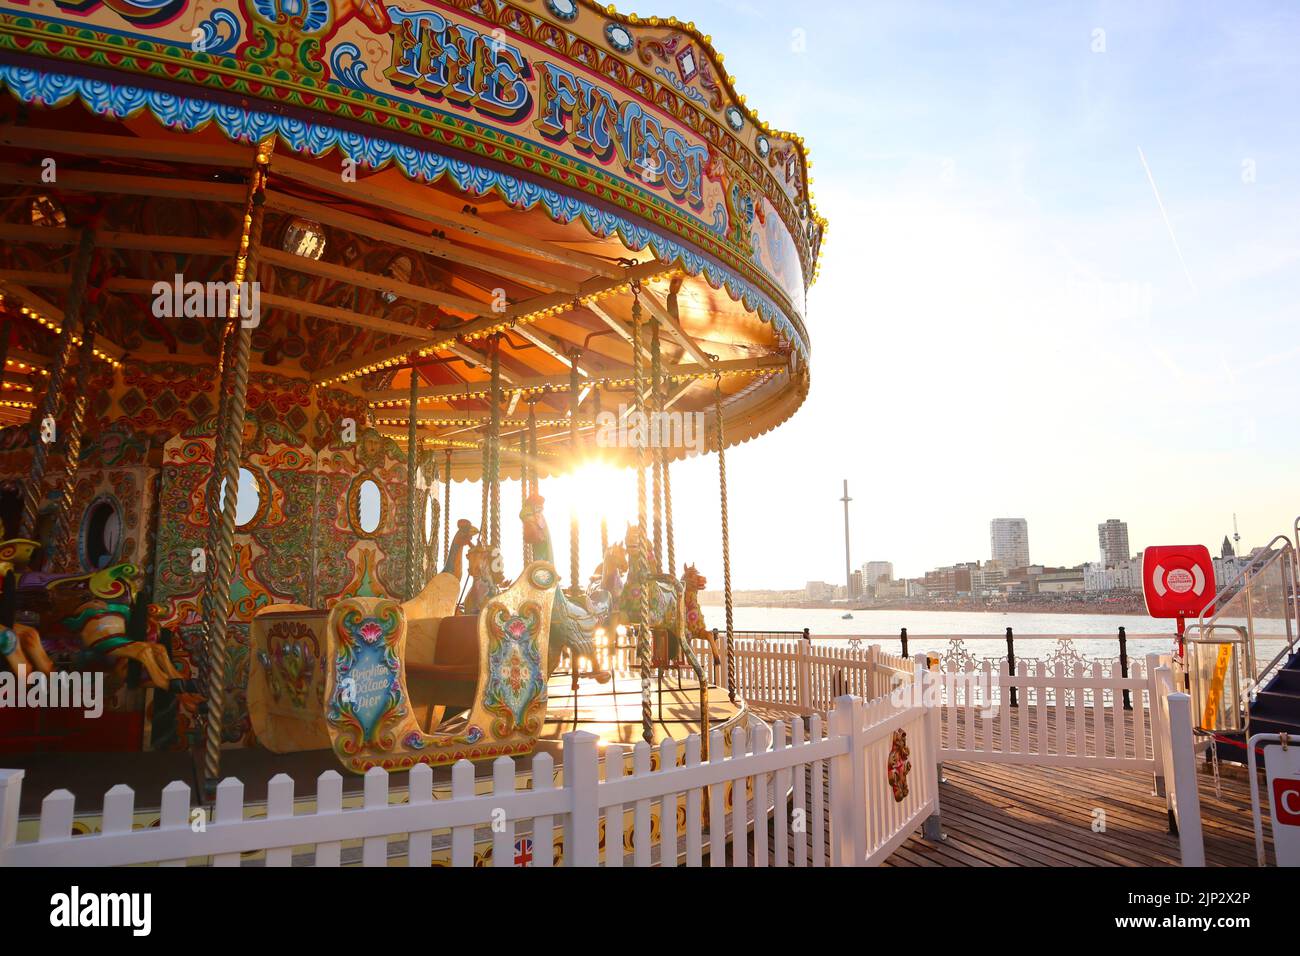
top-left (615, 525), bottom-right (687, 664)
top-left (682, 564), bottom-right (721, 665)
top-left (1, 540), bottom-right (186, 690)
top-left (584, 541), bottom-right (626, 627)
top-left (519, 494), bottom-right (604, 673)
top-left (53, 565), bottom-right (191, 692)
top-left (0, 623), bottom-right (52, 676)
top-left (0, 538), bottom-right (52, 676)
top-left (463, 538), bottom-right (506, 617)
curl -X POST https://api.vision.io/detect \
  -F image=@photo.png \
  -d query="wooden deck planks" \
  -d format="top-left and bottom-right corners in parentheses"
top-left (749, 704), bottom-right (1275, 867)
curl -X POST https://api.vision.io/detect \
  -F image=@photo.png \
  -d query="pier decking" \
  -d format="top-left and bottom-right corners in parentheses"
top-left (883, 761), bottom-right (1270, 867)
top-left (748, 704), bottom-right (1274, 867)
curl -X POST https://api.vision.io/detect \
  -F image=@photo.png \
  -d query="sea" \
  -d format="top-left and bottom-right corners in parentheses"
top-left (698, 605), bottom-right (1288, 668)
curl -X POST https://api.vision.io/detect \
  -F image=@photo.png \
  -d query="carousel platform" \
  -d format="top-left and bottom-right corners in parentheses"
top-left (6, 670), bottom-right (749, 816)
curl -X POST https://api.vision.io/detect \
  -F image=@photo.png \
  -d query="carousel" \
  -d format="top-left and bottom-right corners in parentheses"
top-left (0, 0), bottom-right (821, 864)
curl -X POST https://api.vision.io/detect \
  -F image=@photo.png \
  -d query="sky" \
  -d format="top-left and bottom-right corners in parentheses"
top-left (452, 2), bottom-right (1300, 591)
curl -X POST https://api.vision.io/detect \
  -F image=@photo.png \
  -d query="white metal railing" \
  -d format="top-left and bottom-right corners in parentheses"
top-left (932, 659), bottom-right (1158, 769)
top-left (1194, 533), bottom-right (1298, 692)
top-left (0, 693), bottom-right (940, 868)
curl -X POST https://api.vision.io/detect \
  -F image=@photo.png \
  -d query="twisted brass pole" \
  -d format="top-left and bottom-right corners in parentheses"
top-left (51, 304), bottom-right (98, 570)
top-left (488, 335), bottom-right (501, 551)
top-left (479, 402), bottom-right (489, 542)
top-left (519, 429), bottom-right (530, 564)
top-left (442, 449), bottom-right (452, 563)
top-left (201, 323), bottom-right (238, 655)
top-left (594, 387), bottom-right (607, 558)
top-left (201, 139), bottom-right (274, 791)
top-left (663, 455), bottom-right (675, 580)
top-left (528, 397), bottom-right (538, 497)
top-left (716, 378), bottom-right (735, 704)
top-left (568, 352), bottom-right (580, 595)
top-left (632, 292), bottom-right (652, 744)
top-left (426, 446), bottom-right (439, 582)
top-left (19, 228), bottom-right (96, 540)
top-left (650, 324), bottom-right (663, 574)
top-left (405, 369), bottom-right (420, 599)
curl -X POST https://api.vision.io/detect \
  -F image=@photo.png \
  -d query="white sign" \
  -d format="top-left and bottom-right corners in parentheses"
top-left (1264, 742), bottom-right (1300, 866)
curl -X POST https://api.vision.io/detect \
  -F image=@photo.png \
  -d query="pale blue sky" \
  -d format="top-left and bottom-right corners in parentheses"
top-left (496, 2), bottom-right (1300, 589)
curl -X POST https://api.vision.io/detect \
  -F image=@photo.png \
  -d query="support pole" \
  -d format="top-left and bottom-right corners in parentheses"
top-left (51, 301), bottom-right (99, 569)
top-left (716, 378), bottom-right (735, 704)
top-left (479, 428), bottom-right (489, 542)
top-left (663, 449), bottom-right (675, 581)
top-left (202, 324), bottom-right (239, 646)
top-left (442, 449), bottom-right (452, 563)
top-left (650, 325), bottom-right (663, 575)
top-left (19, 227), bottom-right (96, 540)
top-left (488, 336), bottom-right (501, 551)
top-left (405, 369), bottom-right (420, 599)
top-left (594, 387), bottom-right (608, 559)
top-left (200, 139), bottom-right (274, 794)
top-left (519, 429), bottom-right (530, 564)
top-left (568, 351), bottom-right (580, 595)
top-left (426, 447), bottom-right (439, 582)
top-left (632, 290), bottom-right (653, 744)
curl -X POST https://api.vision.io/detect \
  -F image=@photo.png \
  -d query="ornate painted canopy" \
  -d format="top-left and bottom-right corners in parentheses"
top-left (0, 0), bottom-right (823, 478)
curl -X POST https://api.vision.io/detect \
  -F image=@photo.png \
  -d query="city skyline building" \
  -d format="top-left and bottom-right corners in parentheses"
top-left (1098, 518), bottom-right (1131, 568)
top-left (990, 518), bottom-right (1031, 568)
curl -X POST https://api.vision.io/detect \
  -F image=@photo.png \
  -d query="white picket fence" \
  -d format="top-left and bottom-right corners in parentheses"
top-left (932, 659), bottom-right (1158, 769)
top-left (1150, 663), bottom-right (1205, 866)
top-left (729, 639), bottom-right (913, 716)
top-left (0, 692), bottom-right (940, 868)
top-left (717, 639), bottom-right (1205, 867)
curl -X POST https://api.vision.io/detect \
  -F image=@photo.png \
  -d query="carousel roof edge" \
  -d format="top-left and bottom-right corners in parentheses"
top-left (0, 55), bottom-right (811, 362)
top-left (0, 3), bottom-right (825, 295)
top-left (585, 1), bottom-right (827, 234)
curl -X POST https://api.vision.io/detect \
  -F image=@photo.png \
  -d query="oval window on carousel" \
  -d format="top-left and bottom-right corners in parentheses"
top-left (80, 497), bottom-right (123, 570)
top-left (217, 467), bottom-right (262, 530)
top-left (357, 479), bottom-right (383, 534)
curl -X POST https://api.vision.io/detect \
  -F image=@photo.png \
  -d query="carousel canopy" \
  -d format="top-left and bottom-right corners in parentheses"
top-left (0, 0), bottom-right (822, 479)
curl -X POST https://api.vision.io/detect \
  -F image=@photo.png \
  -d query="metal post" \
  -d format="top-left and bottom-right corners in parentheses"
top-left (19, 227), bottom-right (96, 540)
top-left (900, 627), bottom-right (909, 657)
top-left (568, 352), bottom-right (580, 592)
top-left (631, 291), bottom-right (653, 744)
top-left (715, 380), bottom-right (735, 704)
top-left (1005, 626), bottom-right (1017, 708)
top-left (1118, 625), bottom-right (1131, 710)
top-left (488, 336), bottom-right (501, 551)
top-left (650, 325), bottom-right (663, 574)
top-left (405, 368), bottom-right (419, 600)
top-left (442, 449), bottom-right (452, 564)
top-left (839, 479), bottom-right (852, 600)
top-left (200, 139), bottom-right (274, 794)
top-left (51, 301), bottom-right (99, 569)
top-left (519, 429), bottom-right (531, 565)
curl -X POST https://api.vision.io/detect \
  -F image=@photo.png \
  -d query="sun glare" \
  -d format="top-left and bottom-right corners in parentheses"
top-left (548, 459), bottom-right (634, 540)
